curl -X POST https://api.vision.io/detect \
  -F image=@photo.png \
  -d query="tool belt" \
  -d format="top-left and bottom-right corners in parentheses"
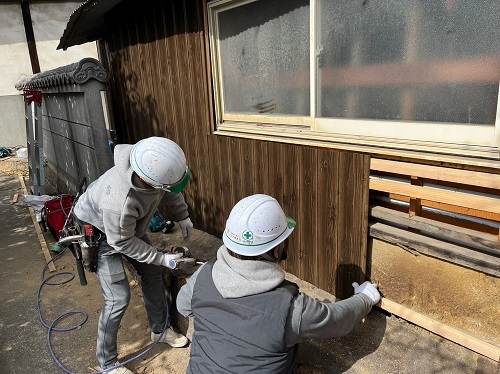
top-left (73, 217), bottom-right (103, 273)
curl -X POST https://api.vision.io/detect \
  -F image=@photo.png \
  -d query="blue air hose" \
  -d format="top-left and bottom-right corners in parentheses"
top-left (37, 248), bottom-right (170, 374)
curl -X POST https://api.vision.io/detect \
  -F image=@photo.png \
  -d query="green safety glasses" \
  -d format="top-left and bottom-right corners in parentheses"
top-left (149, 166), bottom-right (191, 194)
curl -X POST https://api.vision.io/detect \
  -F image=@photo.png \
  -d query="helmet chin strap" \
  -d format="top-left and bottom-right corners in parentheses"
top-left (260, 242), bottom-right (287, 263)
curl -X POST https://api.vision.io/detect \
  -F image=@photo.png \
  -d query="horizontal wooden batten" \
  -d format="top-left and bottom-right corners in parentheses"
top-left (371, 158), bottom-right (500, 189)
top-left (369, 179), bottom-right (500, 216)
top-left (379, 298), bottom-right (500, 362)
top-left (381, 192), bottom-right (500, 224)
top-left (370, 206), bottom-right (500, 256)
top-left (370, 222), bottom-right (500, 277)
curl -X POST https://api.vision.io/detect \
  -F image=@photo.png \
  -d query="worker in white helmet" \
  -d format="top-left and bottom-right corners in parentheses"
top-left (176, 194), bottom-right (380, 374)
top-left (73, 136), bottom-right (193, 374)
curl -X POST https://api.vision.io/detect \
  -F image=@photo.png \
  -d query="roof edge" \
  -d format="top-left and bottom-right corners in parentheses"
top-left (15, 57), bottom-right (109, 90)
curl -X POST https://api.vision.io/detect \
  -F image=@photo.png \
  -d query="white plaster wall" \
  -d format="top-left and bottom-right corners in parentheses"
top-left (0, 3), bottom-right (30, 146)
top-left (30, 2), bottom-right (98, 72)
top-left (0, 1), bottom-right (99, 146)
top-left (0, 3), bottom-right (31, 97)
top-left (0, 95), bottom-right (26, 147)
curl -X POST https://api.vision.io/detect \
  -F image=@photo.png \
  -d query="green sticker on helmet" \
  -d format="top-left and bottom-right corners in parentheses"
top-left (242, 230), bottom-right (253, 242)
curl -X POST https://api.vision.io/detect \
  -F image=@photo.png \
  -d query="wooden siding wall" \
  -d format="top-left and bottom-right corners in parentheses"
top-left (102, 0), bottom-right (370, 299)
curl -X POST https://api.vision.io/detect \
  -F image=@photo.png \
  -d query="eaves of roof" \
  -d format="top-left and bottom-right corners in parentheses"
top-left (57, 0), bottom-right (123, 50)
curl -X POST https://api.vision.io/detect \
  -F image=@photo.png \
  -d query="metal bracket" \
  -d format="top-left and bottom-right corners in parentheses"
top-left (24, 89), bottom-right (42, 107)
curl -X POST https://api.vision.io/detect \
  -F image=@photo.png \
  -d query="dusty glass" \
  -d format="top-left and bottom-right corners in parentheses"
top-left (317, 0), bottom-right (500, 125)
top-left (218, 0), bottom-right (310, 116)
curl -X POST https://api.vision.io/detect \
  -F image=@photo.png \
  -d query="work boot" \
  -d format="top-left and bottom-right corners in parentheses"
top-left (101, 361), bottom-right (135, 374)
top-left (151, 327), bottom-right (189, 348)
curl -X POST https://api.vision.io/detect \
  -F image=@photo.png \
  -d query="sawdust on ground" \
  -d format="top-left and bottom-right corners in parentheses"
top-left (0, 156), bottom-right (29, 177)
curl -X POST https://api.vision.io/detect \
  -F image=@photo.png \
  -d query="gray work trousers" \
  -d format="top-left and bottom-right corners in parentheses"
top-left (95, 235), bottom-right (167, 369)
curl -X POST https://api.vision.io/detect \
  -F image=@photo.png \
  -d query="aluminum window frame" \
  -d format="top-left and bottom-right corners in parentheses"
top-left (208, 0), bottom-right (500, 160)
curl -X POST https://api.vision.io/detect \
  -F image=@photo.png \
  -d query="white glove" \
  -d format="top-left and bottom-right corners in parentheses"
top-left (160, 252), bottom-right (184, 269)
top-left (178, 217), bottom-right (193, 239)
top-left (352, 281), bottom-right (381, 305)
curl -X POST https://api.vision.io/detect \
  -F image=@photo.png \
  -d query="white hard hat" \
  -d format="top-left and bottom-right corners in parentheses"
top-left (130, 137), bottom-right (190, 193)
top-left (223, 194), bottom-right (296, 256)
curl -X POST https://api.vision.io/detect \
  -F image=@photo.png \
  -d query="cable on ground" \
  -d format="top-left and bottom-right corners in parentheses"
top-left (37, 248), bottom-right (169, 374)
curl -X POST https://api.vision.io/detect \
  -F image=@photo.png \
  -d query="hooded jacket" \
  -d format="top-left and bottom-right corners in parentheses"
top-left (177, 246), bottom-right (374, 371)
top-left (73, 144), bottom-right (189, 265)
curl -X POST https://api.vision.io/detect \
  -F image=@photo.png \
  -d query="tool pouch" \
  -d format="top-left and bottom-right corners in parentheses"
top-left (81, 242), bottom-right (98, 272)
top-left (73, 219), bottom-right (101, 273)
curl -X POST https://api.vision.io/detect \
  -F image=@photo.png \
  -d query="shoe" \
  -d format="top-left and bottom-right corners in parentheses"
top-left (101, 361), bottom-right (135, 374)
top-left (151, 327), bottom-right (189, 348)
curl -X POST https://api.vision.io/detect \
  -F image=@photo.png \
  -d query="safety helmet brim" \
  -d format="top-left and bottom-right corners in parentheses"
top-left (223, 214), bottom-right (296, 256)
top-left (167, 167), bottom-right (191, 194)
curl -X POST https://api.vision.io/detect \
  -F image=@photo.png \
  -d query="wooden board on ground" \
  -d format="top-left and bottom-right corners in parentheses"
top-left (380, 298), bottom-right (500, 362)
top-left (18, 176), bottom-right (56, 272)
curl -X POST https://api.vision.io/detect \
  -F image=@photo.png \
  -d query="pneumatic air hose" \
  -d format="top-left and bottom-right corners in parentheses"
top-left (37, 247), bottom-right (170, 373)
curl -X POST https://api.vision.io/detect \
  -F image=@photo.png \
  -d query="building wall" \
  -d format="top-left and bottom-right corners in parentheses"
top-left (102, 0), bottom-right (370, 299)
top-left (0, 2), bottom-right (31, 147)
top-left (0, 1), bottom-right (98, 147)
top-left (96, 0), bottom-right (500, 344)
top-left (0, 95), bottom-right (26, 147)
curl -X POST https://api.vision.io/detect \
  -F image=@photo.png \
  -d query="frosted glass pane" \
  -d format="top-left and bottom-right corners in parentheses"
top-left (218, 0), bottom-right (310, 116)
top-left (317, 0), bottom-right (500, 125)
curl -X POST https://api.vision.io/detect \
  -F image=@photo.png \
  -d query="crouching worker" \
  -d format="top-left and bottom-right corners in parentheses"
top-left (73, 137), bottom-right (194, 374)
top-left (176, 194), bottom-right (380, 374)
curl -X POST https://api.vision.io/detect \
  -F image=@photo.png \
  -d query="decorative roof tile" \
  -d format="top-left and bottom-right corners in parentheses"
top-left (15, 57), bottom-right (108, 90)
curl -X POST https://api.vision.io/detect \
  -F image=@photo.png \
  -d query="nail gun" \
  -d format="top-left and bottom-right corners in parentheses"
top-left (56, 227), bottom-right (87, 286)
top-left (55, 222), bottom-right (99, 286)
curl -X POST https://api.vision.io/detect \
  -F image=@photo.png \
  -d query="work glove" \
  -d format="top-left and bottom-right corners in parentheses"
top-left (178, 217), bottom-right (193, 240)
top-left (352, 281), bottom-right (381, 305)
top-left (160, 252), bottom-right (184, 269)
top-left (162, 246), bottom-right (197, 273)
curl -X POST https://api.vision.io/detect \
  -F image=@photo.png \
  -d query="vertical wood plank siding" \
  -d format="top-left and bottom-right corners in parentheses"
top-left (104, 0), bottom-right (369, 298)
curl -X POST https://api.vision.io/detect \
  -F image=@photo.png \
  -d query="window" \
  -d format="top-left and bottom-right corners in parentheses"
top-left (208, 0), bottom-right (500, 159)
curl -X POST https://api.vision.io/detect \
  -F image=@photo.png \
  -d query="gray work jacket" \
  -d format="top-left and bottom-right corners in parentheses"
top-left (188, 258), bottom-right (300, 374)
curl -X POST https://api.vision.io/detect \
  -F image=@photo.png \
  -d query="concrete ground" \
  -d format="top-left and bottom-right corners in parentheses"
top-left (0, 169), bottom-right (499, 374)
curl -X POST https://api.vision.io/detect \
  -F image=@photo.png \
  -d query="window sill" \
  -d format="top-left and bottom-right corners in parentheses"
top-left (215, 121), bottom-right (500, 170)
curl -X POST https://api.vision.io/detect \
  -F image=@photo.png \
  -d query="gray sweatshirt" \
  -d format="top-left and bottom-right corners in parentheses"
top-left (177, 245), bottom-right (374, 348)
top-left (73, 144), bottom-right (189, 265)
